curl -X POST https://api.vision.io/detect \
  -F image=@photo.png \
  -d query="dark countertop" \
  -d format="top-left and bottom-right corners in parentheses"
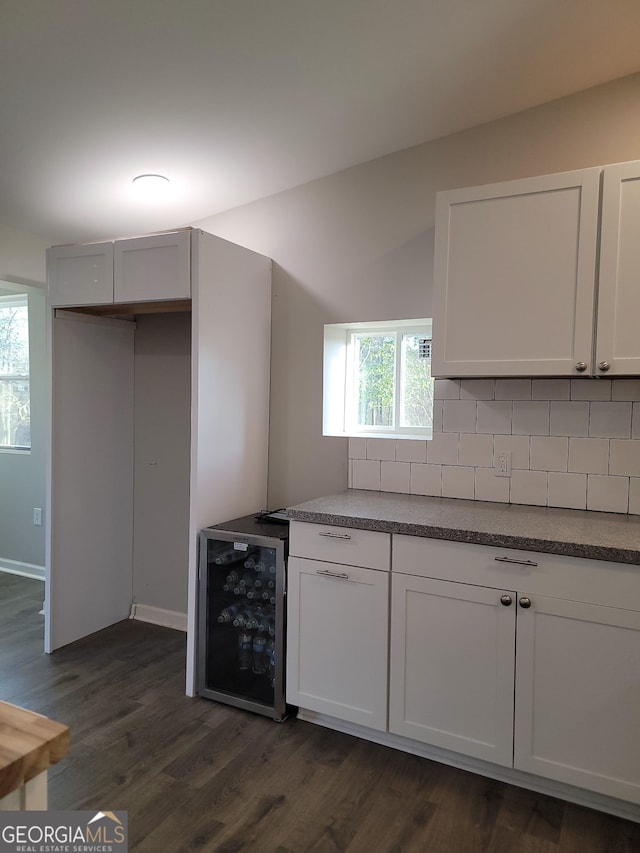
top-left (287, 490), bottom-right (640, 565)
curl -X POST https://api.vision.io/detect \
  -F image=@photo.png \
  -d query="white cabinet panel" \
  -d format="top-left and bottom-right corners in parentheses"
top-left (114, 231), bottom-right (191, 302)
top-left (286, 556), bottom-right (389, 730)
top-left (289, 521), bottom-right (390, 570)
top-left (596, 161), bottom-right (640, 376)
top-left (47, 242), bottom-right (114, 306)
top-left (389, 574), bottom-right (515, 766)
top-left (515, 595), bottom-right (640, 804)
top-left (432, 169), bottom-right (600, 377)
top-left (47, 312), bottom-right (134, 651)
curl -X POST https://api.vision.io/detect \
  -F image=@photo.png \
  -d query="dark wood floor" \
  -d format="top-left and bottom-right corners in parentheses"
top-left (2, 572), bottom-right (639, 852)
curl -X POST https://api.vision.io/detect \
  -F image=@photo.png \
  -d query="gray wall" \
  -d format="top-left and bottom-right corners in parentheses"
top-left (132, 312), bottom-right (191, 613)
top-left (0, 225), bottom-right (48, 569)
top-left (196, 71), bottom-right (640, 509)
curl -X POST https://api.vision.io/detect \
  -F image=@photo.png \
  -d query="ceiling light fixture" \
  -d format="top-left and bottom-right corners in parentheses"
top-left (131, 173), bottom-right (171, 197)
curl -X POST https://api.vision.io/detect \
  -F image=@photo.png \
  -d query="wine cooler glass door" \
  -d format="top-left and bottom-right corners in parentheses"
top-left (200, 534), bottom-right (284, 712)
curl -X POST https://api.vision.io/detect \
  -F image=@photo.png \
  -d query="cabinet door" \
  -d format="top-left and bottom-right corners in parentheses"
top-left (595, 161), bottom-right (640, 376)
top-left (389, 574), bottom-right (516, 767)
top-left (114, 231), bottom-right (191, 303)
top-left (515, 595), bottom-right (640, 804)
top-left (432, 169), bottom-right (600, 377)
top-left (286, 556), bottom-right (389, 730)
top-left (47, 243), bottom-right (114, 306)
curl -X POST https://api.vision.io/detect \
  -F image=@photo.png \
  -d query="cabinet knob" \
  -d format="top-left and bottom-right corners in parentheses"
top-left (598, 361), bottom-right (610, 372)
top-left (519, 597), bottom-right (532, 609)
top-left (500, 594), bottom-right (513, 607)
top-left (575, 362), bottom-right (587, 373)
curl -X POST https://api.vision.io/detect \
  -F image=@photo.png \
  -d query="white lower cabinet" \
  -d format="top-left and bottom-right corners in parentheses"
top-left (388, 574), bottom-right (516, 767)
top-left (288, 522), bottom-right (640, 813)
top-left (514, 595), bottom-right (640, 804)
top-left (390, 536), bottom-right (640, 808)
top-left (286, 554), bottom-right (390, 731)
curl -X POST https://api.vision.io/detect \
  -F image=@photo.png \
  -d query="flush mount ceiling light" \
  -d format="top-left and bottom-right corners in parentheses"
top-left (131, 173), bottom-right (171, 198)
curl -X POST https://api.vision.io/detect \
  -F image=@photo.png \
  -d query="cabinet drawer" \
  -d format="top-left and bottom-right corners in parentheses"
top-left (393, 535), bottom-right (640, 611)
top-left (290, 521), bottom-right (390, 571)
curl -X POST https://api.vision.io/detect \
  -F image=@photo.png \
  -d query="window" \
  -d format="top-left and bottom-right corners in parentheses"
top-left (0, 293), bottom-right (30, 450)
top-left (324, 319), bottom-right (433, 439)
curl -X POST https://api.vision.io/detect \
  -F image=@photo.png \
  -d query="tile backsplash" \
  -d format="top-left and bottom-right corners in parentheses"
top-left (348, 378), bottom-right (640, 515)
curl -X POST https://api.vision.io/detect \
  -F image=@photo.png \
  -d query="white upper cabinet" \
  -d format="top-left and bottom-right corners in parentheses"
top-left (433, 160), bottom-right (640, 378)
top-left (47, 241), bottom-right (114, 306)
top-left (432, 169), bottom-right (601, 377)
top-left (595, 161), bottom-right (640, 376)
top-left (48, 230), bottom-right (191, 307)
top-left (114, 231), bottom-right (190, 303)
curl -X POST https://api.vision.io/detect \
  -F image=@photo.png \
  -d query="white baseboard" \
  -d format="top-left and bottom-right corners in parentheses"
top-left (0, 558), bottom-right (45, 581)
top-left (130, 603), bottom-right (187, 632)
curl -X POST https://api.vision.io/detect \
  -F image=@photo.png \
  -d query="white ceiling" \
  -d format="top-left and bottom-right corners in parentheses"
top-left (2, 0), bottom-right (640, 245)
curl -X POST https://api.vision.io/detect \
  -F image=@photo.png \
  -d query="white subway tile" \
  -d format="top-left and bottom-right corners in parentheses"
top-left (612, 380), bottom-right (640, 401)
top-left (459, 433), bottom-right (494, 467)
top-left (410, 463), bottom-right (441, 497)
top-left (434, 378), bottom-right (461, 400)
top-left (348, 459), bottom-right (353, 488)
top-left (427, 432), bottom-right (458, 465)
top-left (352, 459), bottom-right (381, 491)
top-left (432, 399), bottom-right (444, 434)
top-left (530, 436), bottom-right (568, 472)
top-left (589, 402), bottom-right (632, 439)
top-left (474, 467), bottom-right (510, 503)
top-left (548, 472), bottom-right (587, 510)
top-left (494, 434), bottom-right (530, 469)
top-left (609, 440), bottom-right (640, 477)
top-left (629, 478), bottom-right (640, 515)
top-left (366, 438), bottom-right (396, 461)
top-left (442, 399), bottom-right (477, 434)
top-left (512, 401), bottom-right (550, 436)
top-left (587, 475), bottom-right (629, 513)
top-left (568, 438), bottom-right (609, 475)
top-left (442, 466), bottom-right (475, 499)
top-left (549, 401), bottom-right (589, 437)
top-left (510, 470), bottom-right (548, 506)
top-left (532, 379), bottom-right (570, 400)
top-left (571, 378), bottom-right (612, 401)
top-left (395, 440), bottom-right (427, 463)
top-left (476, 401), bottom-right (512, 435)
top-left (633, 402), bottom-right (640, 439)
top-left (460, 379), bottom-right (495, 400)
top-left (381, 461), bottom-right (411, 494)
top-left (495, 379), bottom-right (532, 400)
top-left (348, 437), bottom-right (368, 460)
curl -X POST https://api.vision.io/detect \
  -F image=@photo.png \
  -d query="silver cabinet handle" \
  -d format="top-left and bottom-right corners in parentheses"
top-left (500, 594), bottom-right (513, 606)
top-left (598, 360), bottom-right (610, 372)
top-left (316, 569), bottom-right (349, 580)
top-left (494, 556), bottom-right (538, 567)
top-left (519, 597), bottom-right (532, 609)
top-left (575, 361), bottom-right (587, 372)
top-left (318, 531), bottom-right (352, 540)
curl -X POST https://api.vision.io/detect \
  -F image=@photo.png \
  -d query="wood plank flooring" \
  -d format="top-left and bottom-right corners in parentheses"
top-left (2, 571), bottom-right (640, 852)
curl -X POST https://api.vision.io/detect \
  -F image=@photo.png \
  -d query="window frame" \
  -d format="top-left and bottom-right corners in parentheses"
top-left (0, 292), bottom-right (31, 452)
top-left (324, 318), bottom-right (433, 440)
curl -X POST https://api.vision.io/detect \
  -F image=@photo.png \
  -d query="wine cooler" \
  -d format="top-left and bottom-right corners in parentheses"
top-left (197, 513), bottom-right (289, 721)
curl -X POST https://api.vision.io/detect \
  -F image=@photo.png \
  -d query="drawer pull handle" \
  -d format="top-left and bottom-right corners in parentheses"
top-left (318, 532), bottom-right (352, 540)
top-left (316, 569), bottom-right (350, 580)
top-left (494, 556), bottom-right (538, 567)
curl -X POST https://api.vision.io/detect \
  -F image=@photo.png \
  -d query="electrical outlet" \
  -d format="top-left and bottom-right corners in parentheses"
top-left (495, 452), bottom-right (511, 478)
top-left (33, 507), bottom-right (42, 526)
